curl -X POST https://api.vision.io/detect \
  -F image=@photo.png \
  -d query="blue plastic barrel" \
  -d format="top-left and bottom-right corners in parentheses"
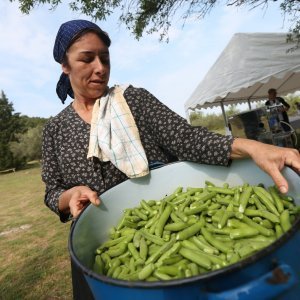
top-left (69, 160), bottom-right (300, 300)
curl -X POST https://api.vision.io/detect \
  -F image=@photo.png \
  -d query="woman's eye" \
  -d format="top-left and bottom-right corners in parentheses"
top-left (82, 57), bottom-right (93, 63)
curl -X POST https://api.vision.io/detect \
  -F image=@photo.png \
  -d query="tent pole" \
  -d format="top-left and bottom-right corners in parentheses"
top-left (247, 99), bottom-right (252, 110)
top-left (220, 102), bottom-right (230, 134)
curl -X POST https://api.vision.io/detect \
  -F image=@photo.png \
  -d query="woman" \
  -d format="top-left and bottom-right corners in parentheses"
top-left (42, 19), bottom-right (300, 222)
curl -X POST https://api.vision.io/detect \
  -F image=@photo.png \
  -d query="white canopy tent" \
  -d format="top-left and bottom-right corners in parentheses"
top-left (184, 33), bottom-right (300, 126)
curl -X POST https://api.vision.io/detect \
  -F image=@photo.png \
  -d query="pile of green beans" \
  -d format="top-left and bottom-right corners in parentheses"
top-left (93, 182), bottom-right (300, 281)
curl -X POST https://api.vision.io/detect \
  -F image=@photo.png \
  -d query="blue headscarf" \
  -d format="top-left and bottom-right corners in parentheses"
top-left (53, 20), bottom-right (111, 103)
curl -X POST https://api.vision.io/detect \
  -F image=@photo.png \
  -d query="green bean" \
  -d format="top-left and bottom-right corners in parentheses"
top-left (164, 222), bottom-right (189, 231)
top-left (238, 186), bottom-right (252, 213)
top-left (218, 202), bottom-right (234, 229)
top-left (205, 181), bottom-right (215, 187)
top-left (98, 235), bottom-right (128, 250)
top-left (106, 243), bottom-right (127, 257)
top-left (235, 213), bottom-right (274, 236)
top-left (228, 252), bottom-right (240, 264)
top-left (138, 263), bottom-right (155, 280)
top-left (179, 247), bottom-right (212, 270)
top-left (196, 248), bottom-right (227, 267)
top-left (153, 270), bottom-right (172, 280)
top-left (100, 253), bottom-right (111, 270)
top-left (122, 219), bottom-right (139, 229)
top-left (193, 191), bottom-right (216, 203)
top-left (189, 263), bottom-right (200, 276)
top-left (176, 219), bottom-right (205, 241)
top-left (112, 266), bottom-right (122, 278)
top-left (244, 209), bottom-right (280, 223)
top-left (208, 186), bottom-right (235, 195)
top-left (185, 268), bottom-right (192, 277)
top-left (174, 210), bottom-right (188, 222)
top-left (233, 188), bottom-right (240, 206)
top-left (157, 265), bottom-right (180, 276)
top-left (275, 224), bottom-right (283, 238)
top-left (145, 239), bottom-right (176, 265)
top-left (280, 210), bottom-right (292, 233)
top-left (181, 240), bottom-right (199, 251)
top-left (155, 204), bottom-right (173, 237)
top-left (178, 196), bottom-right (192, 212)
top-left (170, 211), bottom-right (182, 223)
top-left (133, 208), bottom-right (148, 221)
top-left (93, 255), bottom-right (104, 274)
top-left (229, 227), bottom-right (259, 240)
top-left (254, 186), bottom-right (274, 202)
top-left (141, 200), bottom-right (155, 215)
top-left (144, 213), bottom-right (159, 229)
top-left (160, 254), bottom-right (183, 265)
top-left (201, 228), bottom-right (232, 253)
top-left (185, 200), bottom-right (211, 216)
top-left (268, 186), bottom-right (284, 214)
top-left (237, 245), bottom-right (256, 258)
top-left (190, 236), bottom-right (219, 255)
top-left (107, 259), bottom-right (121, 277)
top-left (253, 187), bottom-right (279, 216)
top-left (156, 242), bottom-right (181, 266)
top-left (282, 199), bottom-right (295, 209)
top-left (187, 187), bottom-right (204, 194)
top-left (251, 195), bottom-right (267, 210)
top-left (259, 219), bottom-right (274, 229)
top-left (128, 243), bottom-right (141, 261)
top-left (139, 237), bottom-right (148, 260)
top-left (140, 229), bottom-right (165, 246)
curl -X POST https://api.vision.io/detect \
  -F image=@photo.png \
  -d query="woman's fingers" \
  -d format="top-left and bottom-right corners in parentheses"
top-left (86, 190), bottom-right (101, 206)
top-left (69, 188), bottom-right (101, 218)
top-left (266, 165), bottom-right (289, 194)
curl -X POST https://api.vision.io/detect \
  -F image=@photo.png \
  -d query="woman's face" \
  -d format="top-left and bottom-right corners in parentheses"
top-left (62, 32), bottom-right (110, 101)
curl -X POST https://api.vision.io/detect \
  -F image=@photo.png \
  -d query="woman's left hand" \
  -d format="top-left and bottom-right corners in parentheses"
top-left (231, 138), bottom-right (300, 193)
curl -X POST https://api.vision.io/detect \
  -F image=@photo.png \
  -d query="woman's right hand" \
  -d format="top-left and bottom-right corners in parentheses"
top-left (59, 186), bottom-right (101, 218)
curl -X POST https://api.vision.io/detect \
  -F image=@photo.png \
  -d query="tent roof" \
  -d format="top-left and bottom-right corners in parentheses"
top-left (185, 33), bottom-right (300, 111)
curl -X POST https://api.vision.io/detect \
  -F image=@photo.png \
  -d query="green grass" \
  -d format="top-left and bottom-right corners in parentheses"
top-left (0, 165), bottom-right (72, 299)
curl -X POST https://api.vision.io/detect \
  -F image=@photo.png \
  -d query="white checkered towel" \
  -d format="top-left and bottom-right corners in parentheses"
top-left (87, 85), bottom-right (149, 178)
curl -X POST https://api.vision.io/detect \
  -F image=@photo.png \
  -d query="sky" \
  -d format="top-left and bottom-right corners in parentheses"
top-left (0, 1), bottom-right (292, 118)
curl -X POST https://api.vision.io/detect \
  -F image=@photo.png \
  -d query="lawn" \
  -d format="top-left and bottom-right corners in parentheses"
top-left (0, 163), bottom-right (72, 299)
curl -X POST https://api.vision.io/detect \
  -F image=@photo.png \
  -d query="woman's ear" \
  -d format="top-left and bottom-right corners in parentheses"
top-left (62, 63), bottom-right (70, 75)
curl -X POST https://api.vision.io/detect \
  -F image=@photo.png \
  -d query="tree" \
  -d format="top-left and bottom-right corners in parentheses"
top-left (0, 91), bottom-right (24, 170)
top-left (10, 125), bottom-right (44, 162)
top-left (10, 0), bottom-right (300, 46)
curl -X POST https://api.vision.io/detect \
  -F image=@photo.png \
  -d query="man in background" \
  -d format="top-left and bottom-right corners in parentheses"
top-left (265, 88), bottom-right (290, 132)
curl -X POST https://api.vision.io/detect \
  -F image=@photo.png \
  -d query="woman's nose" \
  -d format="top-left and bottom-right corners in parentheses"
top-left (94, 57), bottom-right (106, 73)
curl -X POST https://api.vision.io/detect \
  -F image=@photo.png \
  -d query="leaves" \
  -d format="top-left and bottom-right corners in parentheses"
top-left (8, 0), bottom-right (300, 45)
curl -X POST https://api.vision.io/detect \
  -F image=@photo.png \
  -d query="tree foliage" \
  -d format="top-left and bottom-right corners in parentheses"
top-left (9, 125), bottom-right (44, 162)
top-left (0, 91), bottom-right (23, 169)
top-left (10, 0), bottom-right (300, 45)
top-left (0, 90), bottom-right (48, 170)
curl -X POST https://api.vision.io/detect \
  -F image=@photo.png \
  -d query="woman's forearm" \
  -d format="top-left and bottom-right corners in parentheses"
top-left (230, 138), bottom-right (257, 159)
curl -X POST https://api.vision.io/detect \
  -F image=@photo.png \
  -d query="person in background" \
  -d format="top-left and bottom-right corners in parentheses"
top-left (42, 20), bottom-right (300, 299)
top-left (265, 88), bottom-right (291, 131)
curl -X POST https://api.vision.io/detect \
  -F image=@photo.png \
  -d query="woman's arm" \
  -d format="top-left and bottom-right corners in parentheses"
top-left (42, 121), bottom-right (100, 220)
top-left (231, 138), bottom-right (300, 193)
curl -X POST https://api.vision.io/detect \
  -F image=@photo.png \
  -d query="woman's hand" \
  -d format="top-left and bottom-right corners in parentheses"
top-left (59, 186), bottom-right (101, 218)
top-left (231, 138), bottom-right (300, 193)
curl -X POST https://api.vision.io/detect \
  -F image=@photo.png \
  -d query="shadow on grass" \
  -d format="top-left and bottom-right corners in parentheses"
top-left (0, 245), bottom-right (72, 300)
